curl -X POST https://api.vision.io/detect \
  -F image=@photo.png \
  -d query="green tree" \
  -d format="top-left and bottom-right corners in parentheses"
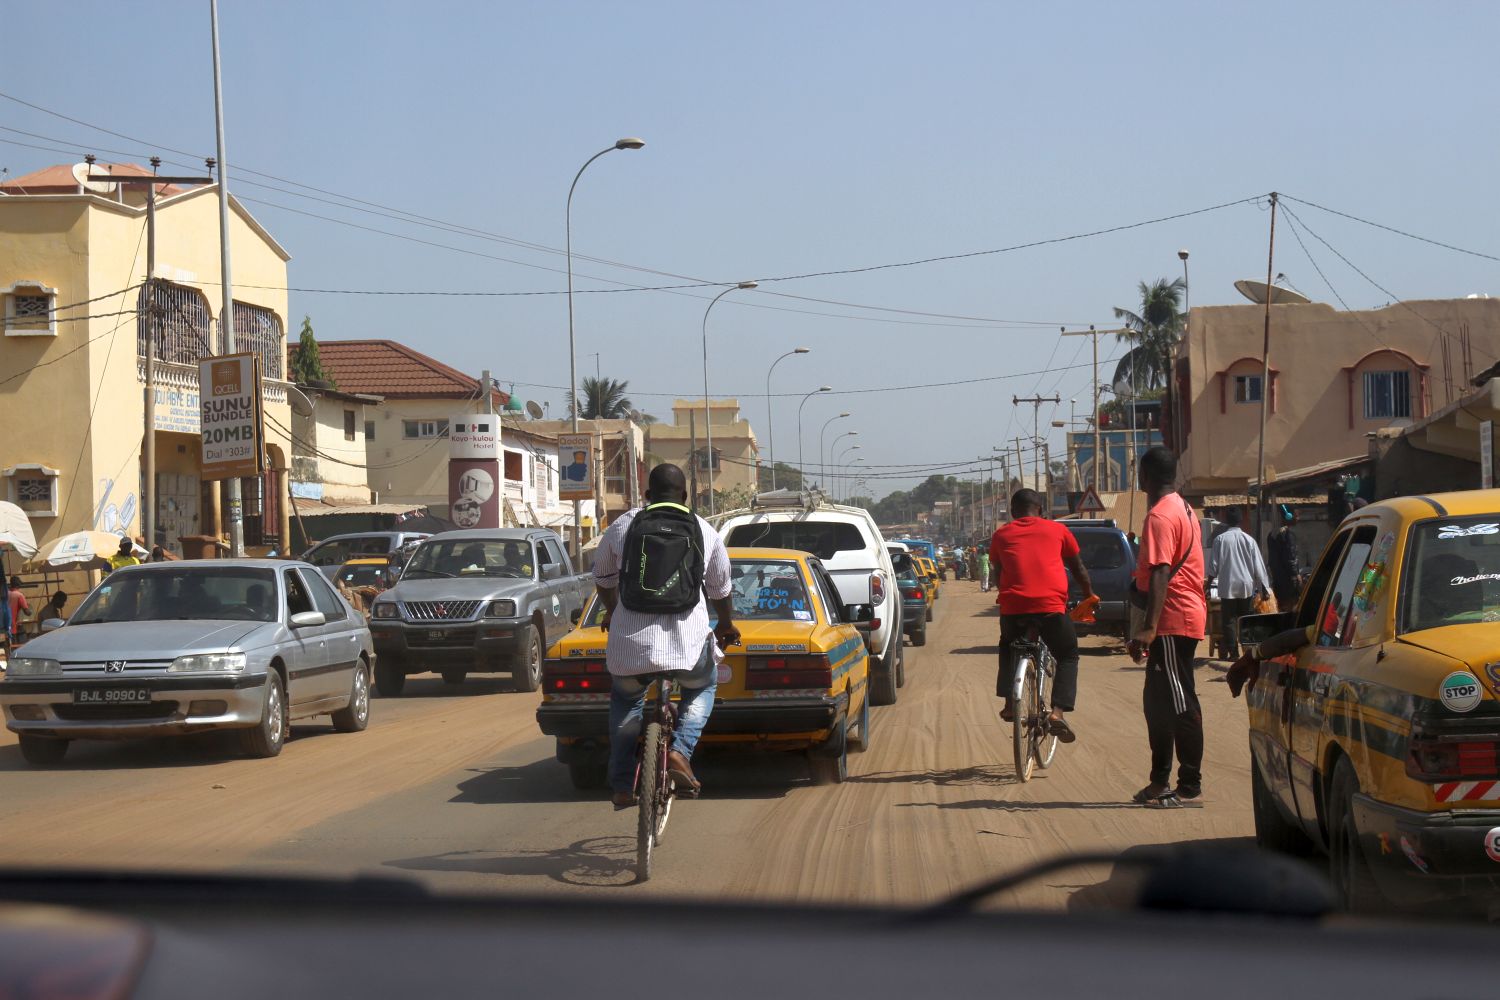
top-left (1111, 277), bottom-right (1185, 393)
top-left (289, 316), bottom-right (335, 387)
top-left (568, 376), bottom-right (633, 419)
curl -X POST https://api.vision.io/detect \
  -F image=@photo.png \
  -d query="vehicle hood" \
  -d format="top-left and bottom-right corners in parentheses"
top-left (18, 620), bottom-right (273, 661)
top-left (1399, 625), bottom-right (1500, 687)
top-left (388, 577), bottom-right (534, 602)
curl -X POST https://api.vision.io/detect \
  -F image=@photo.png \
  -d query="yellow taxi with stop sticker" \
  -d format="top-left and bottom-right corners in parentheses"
top-left (1239, 489), bottom-right (1500, 911)
top-left (536, 547), bottom-right (874, 790)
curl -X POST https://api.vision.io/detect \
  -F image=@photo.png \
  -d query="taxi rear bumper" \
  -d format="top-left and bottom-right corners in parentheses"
top-left (1353, 794), bottom-right (1500, 908)
top-left (537, 693), bottom-right (846, 740)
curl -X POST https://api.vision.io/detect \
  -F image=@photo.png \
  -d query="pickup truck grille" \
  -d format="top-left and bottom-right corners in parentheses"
top-left (405, 600), bottom-right (481, 621)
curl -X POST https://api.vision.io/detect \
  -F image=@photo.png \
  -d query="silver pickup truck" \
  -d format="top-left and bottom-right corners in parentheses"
top-left (367, 528), bottom-right (592, 695)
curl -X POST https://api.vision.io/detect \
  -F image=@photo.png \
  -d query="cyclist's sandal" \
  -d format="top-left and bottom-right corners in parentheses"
top-left (1132, 785), bottom-right (1182, 808)
top-left (1047, 717), bottom-right (1077, 743)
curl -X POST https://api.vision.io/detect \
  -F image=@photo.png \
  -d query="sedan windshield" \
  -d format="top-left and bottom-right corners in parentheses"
top-left (1401, 516), bottom-right (1500, 633)
top-left (404, 539), bottom-right (533, 579)
top-left (72, 567), bottom-right (279, 624)
top-left (729, 560), bottom-right (816, 622)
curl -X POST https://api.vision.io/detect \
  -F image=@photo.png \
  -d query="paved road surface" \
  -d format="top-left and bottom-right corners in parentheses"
top-left (0, 584), bottom-right (1255, 909)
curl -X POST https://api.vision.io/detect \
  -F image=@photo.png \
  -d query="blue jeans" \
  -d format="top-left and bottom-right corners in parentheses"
top-left (607, 639), bottom-right (718, 793)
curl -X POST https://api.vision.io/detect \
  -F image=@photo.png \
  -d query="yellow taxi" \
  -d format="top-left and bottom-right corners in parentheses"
top-left (915, 556), bottom-right (942, 601)
top-left (1240, 490), bottom-right (1500, 911)
top-left (536, 547), bottom-right (873, 790)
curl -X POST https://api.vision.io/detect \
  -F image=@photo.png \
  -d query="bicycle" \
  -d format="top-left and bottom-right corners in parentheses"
top-left (1009, 626), bottom-right (1060, 783)
top-left (633, 672), bottom-right (693, 883)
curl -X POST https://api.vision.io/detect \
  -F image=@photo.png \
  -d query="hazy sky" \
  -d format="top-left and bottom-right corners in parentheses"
top-left (5, 1), bottom-right (1498, 495)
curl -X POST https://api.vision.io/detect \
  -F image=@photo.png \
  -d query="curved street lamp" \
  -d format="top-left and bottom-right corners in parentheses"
top-left (765, 347), bottom-right (810, 489)
top-left (833, 443), bottom-right (862, 499)
top-left (830, 431), bottom-right (859, 491)
top-left (819, 412), bottom-right (851, 491)
top-left (843, 455), bottom-right (866, 503)
top-left (701, 279), bottom-right (758, 515)
top-left (796, 386), bottom-right (833, 489)
top-left (565, 137), bottom-right (644, 557)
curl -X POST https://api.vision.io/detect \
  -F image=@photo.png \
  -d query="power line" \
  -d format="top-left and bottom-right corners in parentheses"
top-left (1282, 193), bottom-right (1500, 264)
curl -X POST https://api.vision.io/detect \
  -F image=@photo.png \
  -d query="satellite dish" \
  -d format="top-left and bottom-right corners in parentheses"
top-left (1234, 279), bottom-right (1311, 305)
top-left (71, 162), bottom-right (117, 195)
top-left (525, 400), bottom-right (544, 420)
top-left (628, 409), bottom-right (644, 422)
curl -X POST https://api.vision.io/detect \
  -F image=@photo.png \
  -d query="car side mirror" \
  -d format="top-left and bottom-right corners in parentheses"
top-left (1237, 611), bottom-right (1295, 656)
top-left (40, 618), bottom-right (66, 632)
top-left (290, 610), bottom-right (327, 628)
top-left (843, 603), bottom-right (877, 631)
top-left (569, 607), bottom-right (583, 625)
top-left (542, 562), bottom-right (562, 581)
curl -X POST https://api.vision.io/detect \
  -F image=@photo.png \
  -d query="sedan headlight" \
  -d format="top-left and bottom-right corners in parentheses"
top-left (486, 599), bottom-right (517, 618)
top-left (168, 652), bottom-right (247, 673)
top-left (372, 602), bottom-right (399, 620)
top-left (8, 657), bottom-right (61, 677)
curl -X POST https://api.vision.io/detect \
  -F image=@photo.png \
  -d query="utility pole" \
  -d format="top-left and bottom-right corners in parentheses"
top-left (1062, 325), bottom-right (1128, 492)
top-left (91, 158), bottom-right (212, 555)
top-left (1013, 394), bottom-right (1060, 488)
top-left (688, 409), bottom-right (698, 514)
top-left (209, 0), bottom-right (245, 557)
top-left (1255, 193), bottom-right (1279, 543)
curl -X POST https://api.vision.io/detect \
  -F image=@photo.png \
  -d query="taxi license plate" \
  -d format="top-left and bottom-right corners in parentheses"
top-left (73, 687), bottom-right (152, 705)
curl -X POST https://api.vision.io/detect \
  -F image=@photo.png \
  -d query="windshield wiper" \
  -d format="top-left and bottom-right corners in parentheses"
top-left (403, 568), bottom-right (453, 578)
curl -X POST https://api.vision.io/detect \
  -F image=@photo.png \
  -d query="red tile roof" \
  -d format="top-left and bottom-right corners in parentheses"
top-left (0, 162), bottom-right (197, 198)
top-left (289, 339), bottom-right (509, 403)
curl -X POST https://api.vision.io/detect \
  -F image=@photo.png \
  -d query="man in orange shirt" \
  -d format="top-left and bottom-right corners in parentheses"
top-left (990, 489), bottom-right (1095, 742)
top-left (1128, 447), bottom-right (1208, 808)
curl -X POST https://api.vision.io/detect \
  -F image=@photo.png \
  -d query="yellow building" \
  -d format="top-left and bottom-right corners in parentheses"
top-left (647, 399), bottom-right (760, 500)
top-left (0, 163), bottom-right (294, 555)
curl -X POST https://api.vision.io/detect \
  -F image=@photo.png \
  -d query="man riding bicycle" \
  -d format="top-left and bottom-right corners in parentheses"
top-left (988, 489), bottom-right (1096, 743)
top-left (593, 464), bottom-right (740, 810)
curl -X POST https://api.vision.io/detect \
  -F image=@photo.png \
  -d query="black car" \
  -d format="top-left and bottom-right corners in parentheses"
top-left (1064, 522), bottom-right (1135, 636)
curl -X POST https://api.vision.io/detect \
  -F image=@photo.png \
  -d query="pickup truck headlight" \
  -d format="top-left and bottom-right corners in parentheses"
top-left (486, 599), bottom-right (517, 618)
top-left (8, 657), bottom-right (60, 677)
top-left (372, 602), bottom-right (399, 620)
top-left (168, 652), bottom-right (247, 673)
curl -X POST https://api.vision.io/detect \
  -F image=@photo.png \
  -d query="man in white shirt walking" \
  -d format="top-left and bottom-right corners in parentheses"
top-left (593, 464), bottom-right (740, 809)
top-left (1205, 506), bottom-right (1272, 658)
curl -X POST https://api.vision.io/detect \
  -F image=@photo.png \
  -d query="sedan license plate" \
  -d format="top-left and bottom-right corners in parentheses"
top-left (73, 687), bottom-right (152, 706)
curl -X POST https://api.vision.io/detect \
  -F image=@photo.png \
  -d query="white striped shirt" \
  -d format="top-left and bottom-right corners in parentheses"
top-left (592, 507), bottom-right (732, 676)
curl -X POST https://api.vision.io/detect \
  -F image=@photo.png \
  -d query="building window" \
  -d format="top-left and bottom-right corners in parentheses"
top-left (364, 420), bottom-right (375, 441)
top-left (4, 464), bottom-right (60, 517)
top-left (695, 448), bottom-right (720, 472)
top-left (1233, 374), bottom-right (1262, 404)
top-left (233, 302), bottom-right (284, 380)
top-left (139, 281), bottom-right (212, 365)
top-left (4, 282), bottom-right (57, 337)
top-left (343, 409), bottom-right (357, 441)
top-left (402, 419), bottom-right (449, 440)
top-left (1363, 370), bottom-right (1411, 420)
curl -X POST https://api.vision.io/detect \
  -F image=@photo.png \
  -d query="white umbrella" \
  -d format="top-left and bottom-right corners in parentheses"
top-left (0, 501), bottom-right (37, 559)
top-left (30, 530), bottom-right (146, 568)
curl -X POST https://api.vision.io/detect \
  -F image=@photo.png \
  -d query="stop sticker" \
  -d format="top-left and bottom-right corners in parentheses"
top-left (1486, 827), bottom-right (1500, 864)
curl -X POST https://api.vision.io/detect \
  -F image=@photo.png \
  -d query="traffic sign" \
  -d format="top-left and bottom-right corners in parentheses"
top-left (1076, 485), bottom-right (1106, 514)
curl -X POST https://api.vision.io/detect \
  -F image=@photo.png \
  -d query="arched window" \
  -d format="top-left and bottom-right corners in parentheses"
top-left (233, 302), bottom-right (284, 380)
top-left (1342, 349), bottom-right (1428, 428)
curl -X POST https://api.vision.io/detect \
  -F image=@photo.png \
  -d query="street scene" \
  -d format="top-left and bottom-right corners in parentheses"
top-left (2, 3), bottom-right (1500, 993)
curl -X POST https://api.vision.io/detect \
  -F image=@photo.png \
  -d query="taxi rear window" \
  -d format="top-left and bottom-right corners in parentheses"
top-left (726, 521), bottom-right (868, 560)
top-left (729, 560), bottom-right (816, 622)
top-left (1400, 516), bottom-right (1500, 633)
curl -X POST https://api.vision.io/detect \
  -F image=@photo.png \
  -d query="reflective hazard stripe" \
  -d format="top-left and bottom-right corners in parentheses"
top-left (1433, 781), bottom-right (1500, 803)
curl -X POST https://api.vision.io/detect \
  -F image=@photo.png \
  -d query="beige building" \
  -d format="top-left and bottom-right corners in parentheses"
top-left (289, 384), bottom-right (382, 505)
top-left (1175, 297), bottom-right (1500, 499)
top-left (526, 416), bottom-right (645, 532)
top-left (647, 399), bottom-right (759, 499)
top-left (0, 162), bottom-right (293, 554)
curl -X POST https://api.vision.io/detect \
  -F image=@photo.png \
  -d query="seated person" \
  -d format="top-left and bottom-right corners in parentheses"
top-left (499, 542), bottom-right (532, 576)
top-left (245, 583), bottom-right (273, 620)
top-left (452, 544), bottom-right (489, 575)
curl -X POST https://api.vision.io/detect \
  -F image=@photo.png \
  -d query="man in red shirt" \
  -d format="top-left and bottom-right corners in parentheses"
top-left (1127, 447), bottom-right (1208, 808)
top-left (989, 489), bottom-right (1095, 742)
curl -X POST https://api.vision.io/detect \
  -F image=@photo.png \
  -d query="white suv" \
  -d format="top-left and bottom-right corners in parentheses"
top-left (716, 491), bottom-right (905, 705)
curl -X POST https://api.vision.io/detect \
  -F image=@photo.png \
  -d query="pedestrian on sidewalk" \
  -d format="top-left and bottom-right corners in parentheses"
top-left (6, 576), bottom-right (29, 640)
top-left (1267, 505), bottom-right (1302, 611)
top-left (1205, 506), bottom-right (1271, 658)
top-left (978, 547), bottom-right (991, 592)
top-left (1127, 447), bottom-right (1208, 808)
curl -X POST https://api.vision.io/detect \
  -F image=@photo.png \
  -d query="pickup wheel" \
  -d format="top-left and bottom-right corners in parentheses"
top-left (1251, 753), bottom-right (1313, 855)
top-left (374, 659), bottom-right (406, 697)
top-left (511, 626), bottom-right (542, 693)
top-left (869, 655), bottom-right (898, 706)
top-left (1329, 757), bottom-right (1384, 913)
top-left (18, 735), bottom-right (68, 766)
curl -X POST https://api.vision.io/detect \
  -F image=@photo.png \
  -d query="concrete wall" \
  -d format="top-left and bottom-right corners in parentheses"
top-left (364, 397), bottom-right (457, 513)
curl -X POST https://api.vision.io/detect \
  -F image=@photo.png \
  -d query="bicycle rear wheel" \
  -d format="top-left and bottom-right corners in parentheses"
top-left (1011, 656), bottom-right (1037, 783)
top-left (636, 721), bottom-right (663, 882)
top-left (1035, 660), bottom-right (1060, 770)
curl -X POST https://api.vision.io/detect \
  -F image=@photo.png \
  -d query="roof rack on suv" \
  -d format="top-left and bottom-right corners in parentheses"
top-left (749, 488), bottom-right (825, 512)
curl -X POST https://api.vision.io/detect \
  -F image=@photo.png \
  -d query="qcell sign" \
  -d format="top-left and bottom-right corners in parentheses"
top-left (199, 353), bottom-right (265, 481)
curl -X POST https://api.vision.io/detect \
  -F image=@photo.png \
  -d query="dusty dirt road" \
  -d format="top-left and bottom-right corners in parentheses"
top-left (0, 584), bottom-right (1256, 909)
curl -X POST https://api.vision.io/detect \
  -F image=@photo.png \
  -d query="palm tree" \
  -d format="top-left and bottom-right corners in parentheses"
top-left (1111, 277), bottom-right (1186, 393)
top-left (568, 376), bottom-right (633, 419)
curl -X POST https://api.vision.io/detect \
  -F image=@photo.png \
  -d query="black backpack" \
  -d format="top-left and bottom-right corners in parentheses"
top-left (619, 502), bottom-right (706, 614)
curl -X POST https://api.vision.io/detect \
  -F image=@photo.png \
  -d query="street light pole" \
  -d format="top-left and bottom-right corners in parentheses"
top-left (1255, 195), bottom-right (1279, 542)
top-left (702, 280), bottom-right (758, 516)
top-left (819, 412), bottom-right (850, 491)
top-left (796, 386), bottom-right (832, 491)
top-left (765, 347), bottom-right (809, 490)
top-left (209, 0), bottom-right (245, 558)
top-left (565, 136), bottom-right (644, 560)
top-left (1177, 249), bottom-right (1190, 453)
top-left (843, 456), bottom-right (865, 503)
top-left (832, 438), bottom-right (860, 497)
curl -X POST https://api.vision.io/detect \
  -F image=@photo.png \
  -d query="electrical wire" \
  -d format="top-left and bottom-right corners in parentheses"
top-left (1281, 194), bottom-right (1500, 264)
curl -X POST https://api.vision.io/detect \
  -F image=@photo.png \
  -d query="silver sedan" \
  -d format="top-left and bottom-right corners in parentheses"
top-left (0, 559), bottom-right (373, 765)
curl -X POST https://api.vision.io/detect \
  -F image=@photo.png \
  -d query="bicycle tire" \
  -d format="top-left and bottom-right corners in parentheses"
top-left (636, 721), bottom-right (663, 882)
top-left (1035, 654), bottom-right (1060, 769)
top-left (1011, 655), bottom-right (1036, 783)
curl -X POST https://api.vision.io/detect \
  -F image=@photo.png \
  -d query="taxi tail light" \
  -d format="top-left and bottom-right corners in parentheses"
top-left (543, 659), bottom-right (612, 694)
top-left (1405, 729), bottom-right (1500, 783)
top-left (746, 654), bottom-right (832, 690)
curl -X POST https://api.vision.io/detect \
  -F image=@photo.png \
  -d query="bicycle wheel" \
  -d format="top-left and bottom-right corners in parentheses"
top-left (1035, 656), bottom-right (1060, 770)
top-left (655, 727), bottom-right (675, 844)
top-left (636, 721), bottom-right (663, 882)
top-left (1011, 655), bottom-right (1037, 783)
